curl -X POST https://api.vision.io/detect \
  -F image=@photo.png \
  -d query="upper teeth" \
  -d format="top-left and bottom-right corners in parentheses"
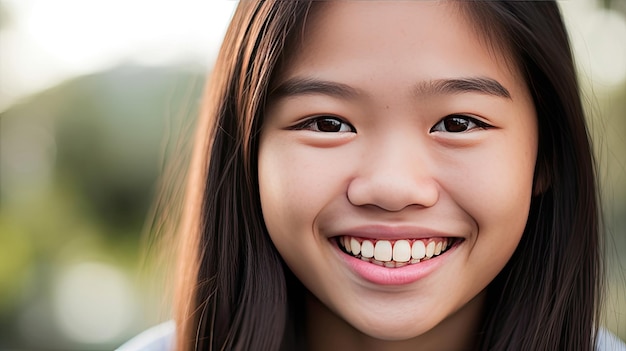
top-left (339, 236), bottom-right (451, 267)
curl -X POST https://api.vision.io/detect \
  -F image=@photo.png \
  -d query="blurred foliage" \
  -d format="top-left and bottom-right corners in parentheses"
top-left (0, 64), bottom-right (204, 350)
top-left (588, 81), bottom-right (626, 340)
top-left (603, 0), bottom-right (626, 15)
top-left (0, 4), bottom-right (9, 31)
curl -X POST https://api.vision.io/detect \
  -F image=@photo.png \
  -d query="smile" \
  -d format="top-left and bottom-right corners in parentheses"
top-left (338, 236), bottom-right (456, 268)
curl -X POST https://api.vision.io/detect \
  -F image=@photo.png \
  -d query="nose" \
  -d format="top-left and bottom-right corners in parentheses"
top-left (347, 139), bottom-right (439, 211)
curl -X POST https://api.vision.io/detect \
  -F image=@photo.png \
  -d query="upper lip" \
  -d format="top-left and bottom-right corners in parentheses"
top-left (330, 224), bottom-right (461, 241)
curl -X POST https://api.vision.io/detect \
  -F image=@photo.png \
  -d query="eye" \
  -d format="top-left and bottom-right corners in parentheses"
top-left (296, 116), bottom-right (356, 133)
top-left (430, 114), bottom-right (491, 133)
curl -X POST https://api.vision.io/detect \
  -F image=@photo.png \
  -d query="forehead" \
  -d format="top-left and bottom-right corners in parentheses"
top-left (276, 1), bottom-right (522, 96)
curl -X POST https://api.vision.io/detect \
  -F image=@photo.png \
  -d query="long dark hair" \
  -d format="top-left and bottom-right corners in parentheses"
top-left (464, 2), bottom-right (603, 350)
top-left (173, 1), bottom-right (602, 350)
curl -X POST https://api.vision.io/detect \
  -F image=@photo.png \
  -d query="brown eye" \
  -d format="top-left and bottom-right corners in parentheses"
top-left (444, 117), bottom-right (469, 132)
top-left (299, 116), bottom-right (355, 133)
top-left (430, 115), bottom-right (490, 133)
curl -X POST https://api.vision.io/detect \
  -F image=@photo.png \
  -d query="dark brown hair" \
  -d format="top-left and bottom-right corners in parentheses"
top-left (464, 2), bottom-right (603, 350)
top-left (172, 1), bottom-right (602, 350)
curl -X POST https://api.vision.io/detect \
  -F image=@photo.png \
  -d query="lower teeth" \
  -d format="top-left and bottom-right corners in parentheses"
top-left (352, 252), bottom-right (441, 268)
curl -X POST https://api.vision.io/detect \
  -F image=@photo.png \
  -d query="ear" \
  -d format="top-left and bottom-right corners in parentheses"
top-left (533, 156), bottom-right (551, 196)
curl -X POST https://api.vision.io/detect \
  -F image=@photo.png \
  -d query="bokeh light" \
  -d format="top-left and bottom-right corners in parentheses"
top-left (52, 262), bottom-right (135, 344)
top-left (562, 0), bottom-right (626, 88)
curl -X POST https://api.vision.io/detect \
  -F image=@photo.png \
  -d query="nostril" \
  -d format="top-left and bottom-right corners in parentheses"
top-left (346, 176), bottom-right (439, 211)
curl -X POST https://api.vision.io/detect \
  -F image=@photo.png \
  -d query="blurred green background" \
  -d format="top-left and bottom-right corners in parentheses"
top-left (0, 1), bottom-right (624, 350)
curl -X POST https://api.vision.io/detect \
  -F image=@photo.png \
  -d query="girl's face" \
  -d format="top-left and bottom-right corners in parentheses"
top-left (259, 1), bottom-right (537, 345)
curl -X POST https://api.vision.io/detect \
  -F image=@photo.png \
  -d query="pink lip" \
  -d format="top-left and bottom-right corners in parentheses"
top-left (333, 236), bottom-right (459, 286)
top-left (331, 226), bottom-right (457, 286)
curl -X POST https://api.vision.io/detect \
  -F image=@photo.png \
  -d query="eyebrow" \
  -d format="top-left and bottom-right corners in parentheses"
top-left (415, 77), bottom-right (511, 99)
top-left (270, 77), bottom-right (361, 99)
top-left (270, 76), bottom-right (511, 100)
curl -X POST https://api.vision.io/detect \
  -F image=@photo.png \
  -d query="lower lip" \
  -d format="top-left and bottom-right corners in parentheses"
top-left (334, 241), bottom-right (456, 286)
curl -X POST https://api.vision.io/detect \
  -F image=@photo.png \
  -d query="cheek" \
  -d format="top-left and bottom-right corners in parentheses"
top-left (258, 144), bottom-right (299, 238)
top-left (257, 140), bottom-right (351, 292)
top-left (258, 141), bottom-right (347, 243)
top-left (443, 132), bottom-right (537, 251)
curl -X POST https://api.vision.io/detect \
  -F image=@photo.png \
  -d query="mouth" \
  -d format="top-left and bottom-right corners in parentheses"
top-left (336, 236), bottom-right (461, 268)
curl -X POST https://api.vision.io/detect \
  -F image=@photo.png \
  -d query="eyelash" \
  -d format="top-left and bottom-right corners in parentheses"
top-left (293, 114), bottom-right (491, 134)
top-left (294, 116), bottom-right (356, 133)
top-left (430, 114), bottom-right (492, 133)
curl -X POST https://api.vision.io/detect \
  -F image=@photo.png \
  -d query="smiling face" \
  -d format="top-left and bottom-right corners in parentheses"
top-left (259, 1), bottom-right (537, 349)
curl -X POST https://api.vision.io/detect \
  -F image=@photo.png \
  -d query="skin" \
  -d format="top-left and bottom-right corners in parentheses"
top-left (259, 2), bottom-right (538, 350)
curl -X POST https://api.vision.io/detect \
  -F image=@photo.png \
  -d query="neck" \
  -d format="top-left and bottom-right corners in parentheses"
top-left (305, 290), bottom-right (486, 351)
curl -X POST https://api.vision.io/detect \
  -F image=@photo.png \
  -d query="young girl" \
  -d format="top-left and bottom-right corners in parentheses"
top-left (120, 1), bottom-right (625, 350)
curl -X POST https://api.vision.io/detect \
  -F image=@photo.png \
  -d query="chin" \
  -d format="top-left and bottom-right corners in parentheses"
top-left (347, 313), bottom-right (439, 341)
